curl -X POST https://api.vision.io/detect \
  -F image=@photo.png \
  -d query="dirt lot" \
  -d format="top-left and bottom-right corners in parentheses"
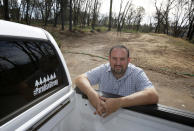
top-left (58, 31), bottom-right (194, 112)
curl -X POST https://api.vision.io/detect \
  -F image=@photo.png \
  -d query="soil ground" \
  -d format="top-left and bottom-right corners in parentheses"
top-left (57, 30), bottom-right (194, 112)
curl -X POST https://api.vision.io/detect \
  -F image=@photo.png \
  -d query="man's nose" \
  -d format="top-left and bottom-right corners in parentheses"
top-left (116, 59), bottom-right (121, 65)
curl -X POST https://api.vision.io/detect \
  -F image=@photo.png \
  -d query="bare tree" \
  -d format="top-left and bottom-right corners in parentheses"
top-left (81, 0), bottom-right (92, 28)
top-left (163, 0), bottom-right (176, 34)
top-left (108, 0), bottom-right (113, 31)
top-left (171, 0), bottom-right (189, 37)
top-left (25, 0), bottom-right (30, 24)
top-left (154, 0), bottom-right (165, 33)
top-left (29, 0), bottom-right (36, 24)
top-left (44, 0), bottom-right (54, 26)
top-left (69, 0), bottom-right (73, 31)
top-left (36, 0), bottom-right (47, 24)
top-left (133, 6), bottom-right (145, 31)
top-left (126, 8), bottom-right (134, 30)
top-left (20, 0), bottom-right (33, 24)
top-left (53, 0), bottom-right (60, 27)
top-left (91, 0), bottom-right (101, 30)
top-left (61, 0), bottom-right (64, 30)
top-left (72, 0), bottom-right (78, 26)
top-left (154, 0), bottom-right (176, 34)
top-left (9, 0), bottom-right (20, 21)
top-left (3, 0), bottom-right (9, 20)
top-left (117, 0), bottom-right (133, 32)
top-left (99, 15), bottom-right (109, 26)
top-left (117, 0), bottom-right (123, 32)
top-left (186, 0), bottom-right (194, 40)
top-left (33, 1), bottom-right (40, 21)
top-left (87, 0), bottom-right (93, 26)
top-left (112, 12), bottom-right (118, 28)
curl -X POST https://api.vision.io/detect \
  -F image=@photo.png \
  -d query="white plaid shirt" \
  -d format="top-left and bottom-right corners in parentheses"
top-left (85, 63), bottom-right (153, 96)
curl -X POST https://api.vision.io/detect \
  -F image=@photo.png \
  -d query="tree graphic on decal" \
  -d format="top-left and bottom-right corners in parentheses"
top-left (43, 77), bottom-right (47, 83)
top-left (50, 74), bottom-right (54, 80)
top-left (39, 77), bottom-right (43, 85)
top-left (53, 72), bottom-right (56, 79)
top-left (47, 75), bottom-right (50, 82)
top-left (33, 72), bottom-right (59, 96)
top-left (35, 80), bottom-right (39, 87)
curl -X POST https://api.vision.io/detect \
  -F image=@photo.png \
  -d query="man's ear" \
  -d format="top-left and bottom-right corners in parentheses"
top-left (108, 55), bottom-right (111, 61)
top-left (128, 57), bottom-right (131, 63)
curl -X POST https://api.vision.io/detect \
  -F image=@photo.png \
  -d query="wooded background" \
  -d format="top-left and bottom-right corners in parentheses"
top-left (1, 0), bottom-right (194, 42)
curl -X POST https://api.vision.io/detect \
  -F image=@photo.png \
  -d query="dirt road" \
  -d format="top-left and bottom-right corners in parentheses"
top-left (60, 31), bottom-right (194, 112)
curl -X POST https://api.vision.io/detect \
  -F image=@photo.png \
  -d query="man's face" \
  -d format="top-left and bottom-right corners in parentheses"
top-left (109, 48), bottom-right (130, 77)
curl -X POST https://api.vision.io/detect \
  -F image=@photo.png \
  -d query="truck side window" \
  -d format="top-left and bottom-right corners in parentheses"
top-left (0, 39), bottom-right (69, 123)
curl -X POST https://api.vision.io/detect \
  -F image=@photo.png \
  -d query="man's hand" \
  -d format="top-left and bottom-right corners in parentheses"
top-left (99, 96), bottom-right (121, 118)
top-left (87, 91), bottom-right (105, 116)
top-left (75, 74), bottom-right (106, 116)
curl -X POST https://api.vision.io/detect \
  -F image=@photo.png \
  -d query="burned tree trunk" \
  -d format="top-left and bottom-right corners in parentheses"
top-left (108, 0), bottom-right (113, 31)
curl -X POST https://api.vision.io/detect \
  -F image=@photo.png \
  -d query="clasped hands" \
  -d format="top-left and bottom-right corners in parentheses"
top-left (88, 93), bottom-right (121, 118)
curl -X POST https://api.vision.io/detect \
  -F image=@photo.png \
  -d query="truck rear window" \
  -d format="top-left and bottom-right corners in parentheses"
top-left (0, 38), bottom-right (69, 122)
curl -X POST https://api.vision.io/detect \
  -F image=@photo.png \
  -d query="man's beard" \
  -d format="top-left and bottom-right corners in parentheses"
top-left (111, 65), bottom-right (126, 75)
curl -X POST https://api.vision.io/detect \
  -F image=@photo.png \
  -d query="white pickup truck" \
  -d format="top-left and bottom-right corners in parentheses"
top-left (0, 20), bottom-right (193, 131)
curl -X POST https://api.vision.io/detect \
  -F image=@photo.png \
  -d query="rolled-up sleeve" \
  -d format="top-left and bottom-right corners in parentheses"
top-left (85, 64), bottom-right (105, 86)
top-left (135, 70), bottom-right (153, 92)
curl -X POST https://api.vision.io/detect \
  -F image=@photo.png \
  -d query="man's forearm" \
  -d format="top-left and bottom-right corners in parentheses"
top-left (119, 88), bottom-right (159, 108)
top-left (75, 74), bottom-right (100, 108)
top-left (75, 74), bottom-right (96, 96)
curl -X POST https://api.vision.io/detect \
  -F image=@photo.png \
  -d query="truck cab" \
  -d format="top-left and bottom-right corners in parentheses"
top-left (0, 20), bottom-right (193, 131)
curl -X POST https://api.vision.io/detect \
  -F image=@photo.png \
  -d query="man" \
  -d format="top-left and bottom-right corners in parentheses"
top-left (75, 45), bottom-right (158, 118)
